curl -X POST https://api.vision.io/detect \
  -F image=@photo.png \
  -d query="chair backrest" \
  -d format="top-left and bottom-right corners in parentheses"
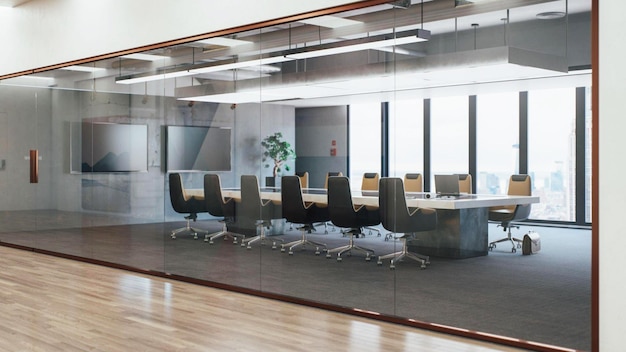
top-left (204, 173), bottom-right (234, 218)
top-left (239, 175), bottom-right (263, 227)
top-left (379, 177), bottom-right (437, 233)
top-left (458, 174), bottom-right (472, 194)
top-left (295, 171), bottom-right (309, 189)
top-left (281, 175), bottom-right (308, 224)
top-left (327, 176), bottom-right (358, 229)
top-left (169, 173), bottom-right (204, 215)
top-left (508, 174), bottom-right (532, 220)
top-left (361, 172), bottom-right (379, 191)
top-left (324, 171), bottom-right (343, 189)
top-left (403, 173), bottom-right (423, 192)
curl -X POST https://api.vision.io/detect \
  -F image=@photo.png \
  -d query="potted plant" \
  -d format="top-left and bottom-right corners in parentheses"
top-left (261, 132), bottom-right (295, 187)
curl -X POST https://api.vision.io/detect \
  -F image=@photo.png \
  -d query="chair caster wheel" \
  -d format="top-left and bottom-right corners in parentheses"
top-left (240, 243), bottom-right (246, 247)
top-left (511, 248), bottom-right (516, 253)
top-left (288, 251), bottom-right (294, 255)
top-left (365, 256), bottom-right (371, 262)
top-left (337, 257), bottom-right (342, 262)
top-left (280, 248), bottom-right (286, 253)
top-left (390, 266), bottom-right (396, 270)
top-left (420, 264), bottom-right (427, 269)
top-left (377, 261), bottom-right (382, 266)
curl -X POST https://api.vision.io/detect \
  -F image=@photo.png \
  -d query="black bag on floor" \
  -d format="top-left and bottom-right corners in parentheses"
top-left (522, 231), bottom-right (541, 255)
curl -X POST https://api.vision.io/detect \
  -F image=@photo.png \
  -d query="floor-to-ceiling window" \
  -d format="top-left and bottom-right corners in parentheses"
top-left (528, 87), bottom-right (576, 221)
top-left (348, 103), bottom-right (381, 190)
top-left (429, 95), bottom-right (469, 190)
top-left (476, 92), bottom-right (519, 194)
top-left (388, 99), bottom-right (424, 179)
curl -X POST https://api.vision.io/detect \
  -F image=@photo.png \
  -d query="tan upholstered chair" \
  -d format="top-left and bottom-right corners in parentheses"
top-left (295, 171), bottom-right (309, 189)
top-left (458, 174), bottom-right (472, 194)
top-left (403, 173), bottom-right (423, 192)
top-left (324, 171), bottom-right (343, 189)
top-left (488, 174), bottom-right (532, 253)
top-left (361, 172), bottom-right (380, 191)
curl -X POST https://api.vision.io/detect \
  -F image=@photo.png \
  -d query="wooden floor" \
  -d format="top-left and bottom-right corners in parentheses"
top-left (0, 245), bottom-right (527, 352)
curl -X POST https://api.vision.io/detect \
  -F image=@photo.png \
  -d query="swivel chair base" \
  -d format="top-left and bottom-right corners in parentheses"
top-left (281, 225), bottom-right (326, 255)
top-left (171, 215), bottom-right (204, 240)
top-left (377, 236), bottom-right (429, 269)
top-left (326, 228), bottom-right (374, 261)
top-left (205, 221), bottom-right (243, 245)
top-left (488, 224), bottom-right (523, 253)
top-left (241, 221), bottom-right (282, 249)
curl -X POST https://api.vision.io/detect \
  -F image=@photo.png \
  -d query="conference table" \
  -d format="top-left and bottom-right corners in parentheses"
top-left (188, 187), bottom-right (539, 259)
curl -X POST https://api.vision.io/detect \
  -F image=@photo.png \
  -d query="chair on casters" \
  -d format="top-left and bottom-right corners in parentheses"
top-left (488, 174), bottom-right (532, 253)
top-left (360, 172), bottom-right (381, 237)
top-left (169, 173), bottom-right (207, 240)
top-left (280, 176), bottom-right (328, 255)
top-left (239, 175), bottom-right (281, 249)
top-left (295, 171), bottom-right (309, 189)
top-left (377, 177), bottom-right (437, 269)
top-left (403, 173), bottom-right (423, 192)
top-left (287, 172), bottom-right (310, 231)
top-left (203, 174), bottom-right (243, 245)
top-left (458, 173), bottom-right (472, 194)
top-left (313, 171), bottom-right (343, 233)
top-left (326, 176), bottom-right (377, 262)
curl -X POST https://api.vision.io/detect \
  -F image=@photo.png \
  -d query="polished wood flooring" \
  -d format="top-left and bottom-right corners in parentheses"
top-left (0, 246), bottom-right (528, 352)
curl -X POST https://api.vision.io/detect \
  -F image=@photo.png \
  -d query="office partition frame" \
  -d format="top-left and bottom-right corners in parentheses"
top-left (0, 0), bottom-right (597, 351)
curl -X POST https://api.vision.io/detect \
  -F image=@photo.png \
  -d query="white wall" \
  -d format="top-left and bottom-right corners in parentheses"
top-left (0, 0), bottom-right (359, 77)
top-left (599, 2), bottom-right (626, 351)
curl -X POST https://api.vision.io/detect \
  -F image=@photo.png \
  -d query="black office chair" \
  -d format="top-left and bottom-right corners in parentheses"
top-left (488, 174), bottom-right (532, 253)
top-left (280, 175), bottom-right (328, 255)
top-left (326, 176), bottom-right (378, 261)
top-left (169, 173), bottom-right (207, 240)
top-left (203, 174), bottom-right (243, 245)
top-left (239, 175), bottom-right (281, 249)
top-left (360, 172), bottom-right (381, 237)
top-left (378, 177), bottom-right (437, 269)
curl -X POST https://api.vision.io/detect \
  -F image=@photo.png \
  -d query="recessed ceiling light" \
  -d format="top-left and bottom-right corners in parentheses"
top-left (536, 11), bottom-right (566, 20)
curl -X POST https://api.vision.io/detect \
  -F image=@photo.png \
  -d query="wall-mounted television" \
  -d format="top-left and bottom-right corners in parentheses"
top-left (165, 125), bottom-right (231, 172)
top-left (80, 122), bottom-right (148, 173)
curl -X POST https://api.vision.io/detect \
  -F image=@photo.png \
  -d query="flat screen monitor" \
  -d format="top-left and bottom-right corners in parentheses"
top-left (81, 122), bottom-right (148, 173)
top-left (165, 125), bottom-right (231, 172)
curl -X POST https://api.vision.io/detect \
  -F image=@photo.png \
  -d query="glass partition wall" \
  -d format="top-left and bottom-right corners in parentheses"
top-left (0, 1), bottom-right (592, 350)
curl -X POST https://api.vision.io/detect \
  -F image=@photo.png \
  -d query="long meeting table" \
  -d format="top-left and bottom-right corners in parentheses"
top-left (189, 187), bottom-right (539, 259)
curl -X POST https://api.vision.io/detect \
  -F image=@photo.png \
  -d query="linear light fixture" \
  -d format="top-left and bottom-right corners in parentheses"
top-left (117, 29), bottom-right (430, 85)
top-left (188, 55), bottom-right (293, 75)
top-left (283, 29), bottom-right (430, 60)
top-left (116, 68), bottom-right (194, 84)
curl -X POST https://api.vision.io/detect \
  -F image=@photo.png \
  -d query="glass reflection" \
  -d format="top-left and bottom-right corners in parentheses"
top-left (0, 1), bottom-right (592, 350)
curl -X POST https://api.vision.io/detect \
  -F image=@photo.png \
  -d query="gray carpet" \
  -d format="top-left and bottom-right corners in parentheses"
top-left (0, 220), bottom-right (591, 351)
